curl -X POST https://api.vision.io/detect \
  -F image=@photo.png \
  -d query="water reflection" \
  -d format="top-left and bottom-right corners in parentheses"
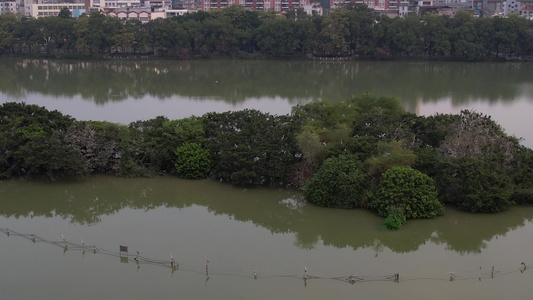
top-left (2, 176), bottom-right (533, 255)
top-left (1, 59), bottom-right (532, 110)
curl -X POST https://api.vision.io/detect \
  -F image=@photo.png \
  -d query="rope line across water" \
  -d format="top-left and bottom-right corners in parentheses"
top-left (0, 227), bottom-right (529, 285)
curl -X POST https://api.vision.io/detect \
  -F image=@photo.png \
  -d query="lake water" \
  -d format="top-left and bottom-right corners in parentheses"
top-left (1, 58), bottom-right (533, 299)
top-left (2, 176), bottom-right (533, 300)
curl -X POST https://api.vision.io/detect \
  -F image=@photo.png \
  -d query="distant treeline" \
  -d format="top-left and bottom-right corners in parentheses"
top-left (2, 95), bottom-right (533, 225)
top-left (0, 5), bottom-right (532, 59)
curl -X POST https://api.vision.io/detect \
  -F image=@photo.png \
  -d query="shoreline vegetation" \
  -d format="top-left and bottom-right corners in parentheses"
top-left (2, 95), bottom-right (533, 229)
top-left (0, 5), bottom-right (532, 61)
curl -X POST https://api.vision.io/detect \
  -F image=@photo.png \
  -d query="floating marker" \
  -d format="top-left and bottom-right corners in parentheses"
top-left (254, 270), bottom-right (258, 279)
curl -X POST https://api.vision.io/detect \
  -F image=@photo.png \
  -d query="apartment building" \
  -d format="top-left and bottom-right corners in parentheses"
top-left (103, 7), bottom-right (166, 21)
top-left (520, 0), bottom-right (533, 19)
top-left (25, 0), bottom-right (86, 17)
top-left (201, 0), bottom-right (305, 12)
top-left (0, 0), bottom-right (20, 14)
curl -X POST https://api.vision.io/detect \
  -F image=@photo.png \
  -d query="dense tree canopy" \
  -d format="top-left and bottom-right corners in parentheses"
top-left (1, 93), bottom-right (533, 220)
top-left (203, 109), bottom-right (301, 186)
top-left (1, 6), bottom-right (532, 59)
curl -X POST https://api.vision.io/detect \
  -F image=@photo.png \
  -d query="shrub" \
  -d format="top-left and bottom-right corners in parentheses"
top-left (372, 166), bottom-right (444, 219)
top-left (437, 157), bottom-right (514, 213)
top-left (384, 206), bottom-right (406, 230)
top-left (304, 155), bottom-right (370, 208)
top-left (174, 142), bottom-right (212, 179)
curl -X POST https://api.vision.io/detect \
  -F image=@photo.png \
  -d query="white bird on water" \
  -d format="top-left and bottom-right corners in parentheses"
top-left (170, 253), bottom-right (177, 268)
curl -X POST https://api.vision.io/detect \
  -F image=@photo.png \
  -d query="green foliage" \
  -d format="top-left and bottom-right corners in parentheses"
top-left (3, 6), bottom-right (533, 58)
top-left (0, 102), bottom-right (82, 179)
top-left (437, 157), bottom-right (514, 213)
top-left (293, 98), bottom-right (362, 169)
top-left (127, 116), bottom-right (207, 175)
top-left (203, 109), bottom-right (301, 186)
top-left (58, 7), bottom-right (72, 19)
top-left (174, 142), bottom-right (212, 179)
top-left (384, 206), bottom-right (406, 230)
top-left (65, 120), bottom-right (148, 177)
top-left (412, 113), bottom-right (457, 149)
top-left (365, 140), bottom-right (417, 178)
top-left (0, 13), bottom-right (17, 52)
top-left (372, 166), bottom-right (444, 219)
top-left (511, 188), bottom-right (533, 206)
top-left (305, 155), bottom-right (370, 208)
top-left (413, 146), bottom-right (440, 178)
top-left (351, 94), bottom-right (416, 143)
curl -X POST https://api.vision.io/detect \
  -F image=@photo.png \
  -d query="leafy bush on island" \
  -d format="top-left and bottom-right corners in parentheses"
top-left (371, 166), bottom-right (444, 219)
top-left (304, 155), bottom-right (370, 208)
top-left (174, 142), bottom-right (212, 179)
top-left (1, 93), bottom-right (533, 227)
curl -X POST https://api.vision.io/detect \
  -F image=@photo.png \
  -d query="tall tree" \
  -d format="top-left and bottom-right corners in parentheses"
top-left (319, 8), bottom-right (350, 55)
top-left (422, 13), bottom-right (450, 56)
top-left (0, 12), bottom-right (18, 53)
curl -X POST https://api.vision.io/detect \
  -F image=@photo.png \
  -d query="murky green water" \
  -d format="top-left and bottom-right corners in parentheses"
top-left (1, 176), bottom-right (533, 299)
